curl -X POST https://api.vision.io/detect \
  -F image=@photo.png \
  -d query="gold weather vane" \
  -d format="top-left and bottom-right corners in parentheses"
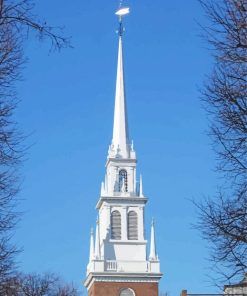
top-left (115, 5), bottom-right (130, 36)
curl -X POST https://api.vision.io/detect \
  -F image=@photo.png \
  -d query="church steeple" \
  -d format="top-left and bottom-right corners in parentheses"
top-left (84, 7), bottom-right (162, 295)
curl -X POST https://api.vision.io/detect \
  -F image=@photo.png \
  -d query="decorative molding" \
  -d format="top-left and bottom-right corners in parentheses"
top-left (108, 239), bottom-right (147, 245)
top-left (96, 277), bottom-right (160, 283)
top-left (85, 272), bottom-right (163, 290)
top-left (106, 158), bottom-right (137, 165)
top-left (96, 196), bottom-right (148, 209)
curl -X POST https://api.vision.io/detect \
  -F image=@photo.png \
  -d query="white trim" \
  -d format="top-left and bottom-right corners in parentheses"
top-left (84, 272), bottom-right (163, 290)
top-left (96, 197), bottom-right (148, 209)
top-left (108, 239), bottom-right (147, 244)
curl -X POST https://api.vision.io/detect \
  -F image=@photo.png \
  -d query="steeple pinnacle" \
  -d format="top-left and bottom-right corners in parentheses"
top-left (139, 175), bottom-right (144, 197)
top-left (110, 7), bottom-right (131, 159)
top-left (94, 218), bottom-right (101, 260)
top-left (149, 219), bottom-right (158, 261)
top-left (89, 228), bottom-right (94, 261)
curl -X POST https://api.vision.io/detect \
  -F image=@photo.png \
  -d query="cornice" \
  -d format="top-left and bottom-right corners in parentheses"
top-left (96, 196), bottom-right (148, 209)
top-left (106, 157), bottom-right (137, 166)
top-left (108, 239), bottom-right (147, 245)
top-left (84, 272), bottom-right (163, 289)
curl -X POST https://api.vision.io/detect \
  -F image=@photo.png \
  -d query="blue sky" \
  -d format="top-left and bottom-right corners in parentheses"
top-left (14, 0), bottom-right (221, 295)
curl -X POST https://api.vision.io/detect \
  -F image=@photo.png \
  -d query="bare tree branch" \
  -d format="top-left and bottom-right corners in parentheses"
top-left (196, 0), bottom-right (247, 285)
top-left (0, 0), bottom-right (70, 288)
top-left (1, 272), bottom-right (82, 295)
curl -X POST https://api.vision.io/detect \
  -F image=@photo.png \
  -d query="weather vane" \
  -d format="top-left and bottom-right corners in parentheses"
top-left (115, 4), bottom-right (130, 37)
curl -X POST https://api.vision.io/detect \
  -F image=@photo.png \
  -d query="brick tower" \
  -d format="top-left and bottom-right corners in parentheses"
top-left (84, 6), bottom-right (162, 296)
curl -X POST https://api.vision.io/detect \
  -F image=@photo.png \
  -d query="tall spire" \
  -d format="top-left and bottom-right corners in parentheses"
top-left (111, 7), bottom-right (130, 158)
top-left (149, 219), bottom-right (158, 261)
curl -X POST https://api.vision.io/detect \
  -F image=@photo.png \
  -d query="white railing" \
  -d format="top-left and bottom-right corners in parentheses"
top-left (106, 260), bottom-right (118, 271)
top-left (106, 260), bottom-right (151, 273)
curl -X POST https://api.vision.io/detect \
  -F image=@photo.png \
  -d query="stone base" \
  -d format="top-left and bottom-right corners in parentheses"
top-left (88, 281), bottom-right (158, 296)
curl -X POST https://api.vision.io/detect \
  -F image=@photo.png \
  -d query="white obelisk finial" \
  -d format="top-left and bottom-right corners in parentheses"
top-left (139, 174), bottom-right (144, 197)
top-left (94, 218), bottom-right (101, 259)
top-left (89, 228), bottom-right (95, 261)
top-left (149, 218), bottom-right (157, 261)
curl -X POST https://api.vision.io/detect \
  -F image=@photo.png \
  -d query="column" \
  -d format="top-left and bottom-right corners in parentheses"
top-left (122, 206), bottom-right (128, 240)
top-left (138, 206), bottom-right (144, 240)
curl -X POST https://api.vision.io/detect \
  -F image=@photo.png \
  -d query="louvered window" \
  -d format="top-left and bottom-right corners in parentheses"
top-left (119, 169), bottom-right (128, 192)
top-left (111, 210), bottom-right (121, 240)
top-left (127, 211), bottom-right (138, 240)
top-left (119, 288), bottom-right (135, 296)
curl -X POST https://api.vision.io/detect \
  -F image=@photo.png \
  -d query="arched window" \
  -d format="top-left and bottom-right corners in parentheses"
top-left (119, 288), bottom-right (135, 296)
top-left (127, 211), bottom-right (138, 240)
top-left (119, 169), bottom-right (128, 192)
top-left (111, 210), bottom-right (121, 240)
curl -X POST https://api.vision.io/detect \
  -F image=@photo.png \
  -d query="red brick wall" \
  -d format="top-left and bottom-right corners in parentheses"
top-left (88, 281), bottom-right (158, 296)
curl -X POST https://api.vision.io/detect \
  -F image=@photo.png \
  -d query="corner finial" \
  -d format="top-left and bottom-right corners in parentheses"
top-left (131, 140), bottom-right (134, 151)
top-left (101, 181), bottom-right (105, 195)
top-left (89, 227), bottom-right (95, 262)
top-left (95, 217), bottom-right (101, 259)
top-left (115, 6), bottom-right (130, 37)
top-left (149, 218), bottom-right (158, 261)
top-left (139, 175), bottom-right (144, 197)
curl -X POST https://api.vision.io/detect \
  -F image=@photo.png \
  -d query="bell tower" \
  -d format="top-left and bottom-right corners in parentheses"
top-left (84, 7), bottom-right (162, 296)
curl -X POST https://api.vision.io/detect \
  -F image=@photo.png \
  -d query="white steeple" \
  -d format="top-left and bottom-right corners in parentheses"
top-left (89, 228), bottom-right (94, 261)
top-left (85, 7), bottom-right (162, 290)
top-left (149, 219), bottom-right (158, 261)
top-left (111, 35), bottom-right (129, 158)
